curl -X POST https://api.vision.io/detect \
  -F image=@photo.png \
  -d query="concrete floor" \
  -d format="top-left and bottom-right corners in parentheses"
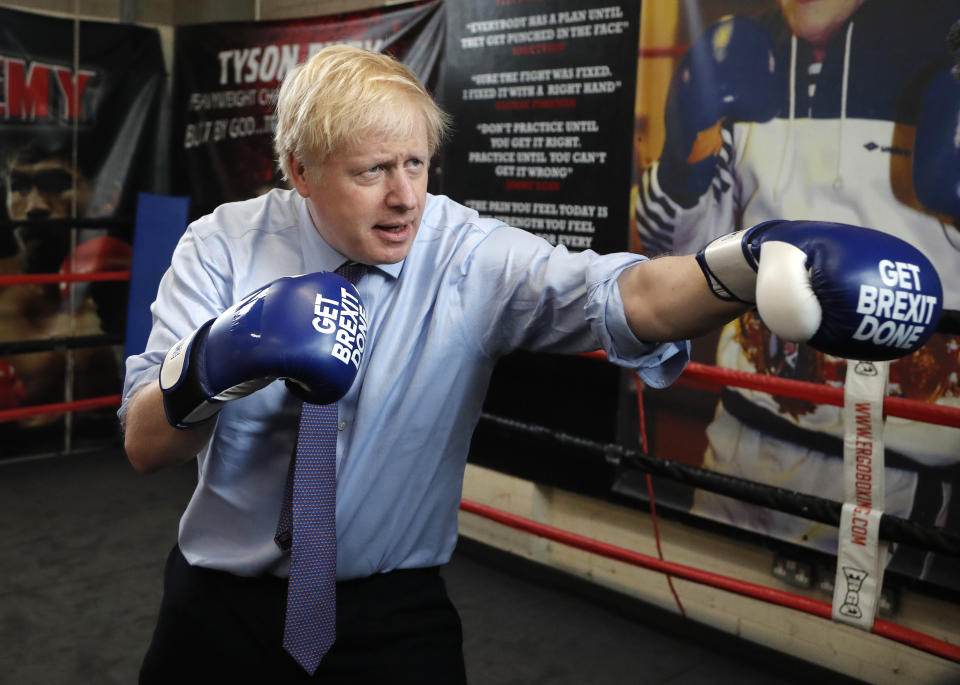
top-left (0, 448), bottom-right (861, 684)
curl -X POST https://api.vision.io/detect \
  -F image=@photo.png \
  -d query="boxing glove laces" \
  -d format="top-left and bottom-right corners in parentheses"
top-left (697, 220), bottom-right (943, 361)
top-left (160, 271), bottom-right (367, 428)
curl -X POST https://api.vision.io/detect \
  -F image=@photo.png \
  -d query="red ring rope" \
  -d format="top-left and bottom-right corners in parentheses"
top-left (0, 395), bottom-right (121, 423)
top-left (682, 361), bottom-right (960, 428)
top-left (0, 270), bottom-right (131, 287)
top-left (459, 498), bottom-right (960, 663)
top-left (581, 352), bottom-right (960, 429)
top-left (4, 355), bottom-right (956, 430)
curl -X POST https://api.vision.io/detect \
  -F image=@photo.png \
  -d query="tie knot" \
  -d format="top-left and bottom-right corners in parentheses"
top-left (335, 262), bottom-right (367, 285)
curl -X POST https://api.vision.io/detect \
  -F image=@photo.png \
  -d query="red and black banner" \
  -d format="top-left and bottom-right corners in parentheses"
top-left (0, 7), bottom-right (164, 457)
top-left (0, 9), bottom-right (164, 229)
top-left (172, 0), bottom-right (444, 219)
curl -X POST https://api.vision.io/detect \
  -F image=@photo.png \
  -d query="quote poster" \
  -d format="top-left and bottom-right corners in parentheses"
top-left (441, 0), bottom-right (641, 497)
top-left (441, 0), bottom-right (640, 255)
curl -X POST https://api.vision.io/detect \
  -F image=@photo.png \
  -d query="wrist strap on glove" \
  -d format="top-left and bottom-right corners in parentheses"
top-left (159, 321), bottom-right (220, 429)
top-left (695, 228), bottom-right (758, 303)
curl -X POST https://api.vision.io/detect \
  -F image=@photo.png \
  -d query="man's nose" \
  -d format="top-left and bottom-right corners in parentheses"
top-left (385, 172), bottom-right (417, 210)
top-left (24, 187), bottom-right (52, 218)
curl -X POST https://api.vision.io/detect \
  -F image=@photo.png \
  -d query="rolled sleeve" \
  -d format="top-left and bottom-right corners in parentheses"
top-left (585, 253), bottom-right (690, 389)
top-left (118, 362), bottom-right (160, 428)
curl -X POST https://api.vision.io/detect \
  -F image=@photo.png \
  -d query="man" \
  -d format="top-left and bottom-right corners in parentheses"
top-left (121, 45), bottom-right (938, 683)
top-left (0, 143), bottom-right (121, 435)
top-left (634, 0), bottom-right (960, 585)
top-left (4, 143), bottom-right (89, 274)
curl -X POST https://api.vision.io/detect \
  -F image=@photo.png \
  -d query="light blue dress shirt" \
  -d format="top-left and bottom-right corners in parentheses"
top-left (121, 189), bottom-right (689, 580)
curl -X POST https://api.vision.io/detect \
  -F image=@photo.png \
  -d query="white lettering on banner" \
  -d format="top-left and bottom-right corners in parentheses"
top-left (213, 42), bottom-right (388, 86)
top-left (217, 45), bottom-right (301, 85)
top-left (558, 234), bottom-right (592, 248)
top-left (459, 6), bottom-right (628, 251)
top-left (461, 6), bottom-right (628, 50)
top-left (189, 89), bottom-right (256, 111)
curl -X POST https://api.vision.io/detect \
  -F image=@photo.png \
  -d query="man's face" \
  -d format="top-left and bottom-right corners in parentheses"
top-left (5, 158), bottom-right (87, 221)
top-left (778, 0), bottom-right (866, 47)
top-left (291, 119), bottom-right (430, 265)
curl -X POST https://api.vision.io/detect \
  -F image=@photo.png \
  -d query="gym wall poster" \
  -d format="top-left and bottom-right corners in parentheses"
top-left (630, 0), bottom-right (960, 594)
top-left (440, 0), bottom-right (639, 256)
top-left (172, 0), bottom-right (444, 220)
top-left (0, 7), bottom-right (165, 458)
top-left (440, 0), bottom-right (641, 506)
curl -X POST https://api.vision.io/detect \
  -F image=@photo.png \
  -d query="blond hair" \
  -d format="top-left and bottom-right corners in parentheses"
top-left (274, 45), bottom-right (449, 180)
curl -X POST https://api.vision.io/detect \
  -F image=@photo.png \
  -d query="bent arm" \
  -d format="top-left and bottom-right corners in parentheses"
top-left (617, 254), bottom-right (747, 342)
top-left (123, 381), bottom-right (214, 474)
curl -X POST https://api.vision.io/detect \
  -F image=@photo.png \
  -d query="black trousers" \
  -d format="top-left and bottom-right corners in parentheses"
top-left (140, 545), bottom-right (467, 684)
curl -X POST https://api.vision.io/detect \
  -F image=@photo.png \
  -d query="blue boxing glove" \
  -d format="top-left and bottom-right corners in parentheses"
top-left (159, 272), bottom-right (367, 428)
top-left (913, 67), bottom-right (960, 221)
top-left (697, 221), bottom-right (943, 361)
top-left (658, 15), bottom-right (778, 207)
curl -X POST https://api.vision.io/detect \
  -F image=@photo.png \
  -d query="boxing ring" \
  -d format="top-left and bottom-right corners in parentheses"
top-left (0, 257), bottom-right (128, 428)
top-left (467, 353), bottom-right (960, 664)
top-left (2, 234), bottom-right (960, 672)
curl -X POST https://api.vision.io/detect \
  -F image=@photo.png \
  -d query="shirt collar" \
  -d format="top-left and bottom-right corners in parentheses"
top-left (296, 193), bottom-right (404, 280)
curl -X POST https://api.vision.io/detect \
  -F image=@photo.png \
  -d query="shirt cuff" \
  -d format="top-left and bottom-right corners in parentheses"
top-left (585, 255), bottom-right (690, 389)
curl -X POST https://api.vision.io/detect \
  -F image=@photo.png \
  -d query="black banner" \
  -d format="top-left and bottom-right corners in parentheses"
top-left (172, 0), bottom-right (444, 219)
top-left (0, 7), bottom-right (164, 457)
top-left (440, 1), bottom-right (641, 493)
top-left (440, 0), bottom-right (640, 254)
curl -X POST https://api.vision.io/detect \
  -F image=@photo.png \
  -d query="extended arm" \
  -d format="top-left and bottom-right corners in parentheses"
top-left (619, 221), bottom-right (943, 362)
top-left (618, 254), bottom-right (746, 342)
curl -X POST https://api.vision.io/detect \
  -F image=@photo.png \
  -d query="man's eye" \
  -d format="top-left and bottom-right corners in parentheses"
top-left (7, 170), bottom-right (73, 194)
top-left (35, 170), bottom-right (73, 194)
top-left (8, 173), bottom-right (30, 194)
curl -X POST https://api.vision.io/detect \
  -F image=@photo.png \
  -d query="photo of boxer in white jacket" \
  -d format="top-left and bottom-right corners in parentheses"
top-left (634, 0), bottom-right (960, 588)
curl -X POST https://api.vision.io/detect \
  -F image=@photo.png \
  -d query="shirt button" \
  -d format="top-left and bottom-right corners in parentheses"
top-left (338, 421), bottom-right (346, 431)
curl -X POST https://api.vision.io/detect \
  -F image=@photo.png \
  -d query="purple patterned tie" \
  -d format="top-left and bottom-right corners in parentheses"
top-left (279, 262), bottom-right (366, 674)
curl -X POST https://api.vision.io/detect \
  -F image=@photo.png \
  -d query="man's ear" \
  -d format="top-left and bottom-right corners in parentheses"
top-left (288, 153), bottom-right (310, 197)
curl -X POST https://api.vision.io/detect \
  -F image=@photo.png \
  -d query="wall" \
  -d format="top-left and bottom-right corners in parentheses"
top-left (1, 0), bottom-right (174, 23)
top-left (4, 0), bottom-right (959, 680)
top-left (0, 0), bottom-right (398, 24)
